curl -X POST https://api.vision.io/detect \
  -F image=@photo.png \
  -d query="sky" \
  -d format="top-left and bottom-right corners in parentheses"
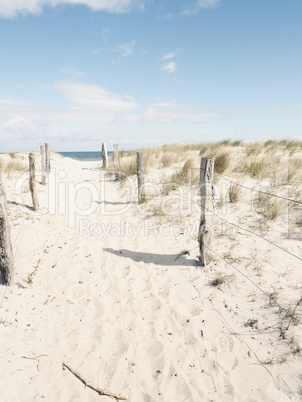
top-left (0, 0), bottom-right (301, 152)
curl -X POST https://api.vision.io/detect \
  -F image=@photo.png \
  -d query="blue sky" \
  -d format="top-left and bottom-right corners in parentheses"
top-left (0, 0), bottom-right (301, 151)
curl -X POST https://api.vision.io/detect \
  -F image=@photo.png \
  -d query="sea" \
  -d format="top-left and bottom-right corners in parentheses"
top-left (59, 151), bottom-right (113, 161)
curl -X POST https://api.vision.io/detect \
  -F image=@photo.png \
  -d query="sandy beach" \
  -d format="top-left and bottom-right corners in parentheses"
top-left (0, 147), bottom-right (302, 401)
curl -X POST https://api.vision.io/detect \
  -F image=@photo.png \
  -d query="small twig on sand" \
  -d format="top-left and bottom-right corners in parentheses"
top-left (62, 362), bottom-right (127, 401)
top-left (21, 354), bottom-right (48, 360)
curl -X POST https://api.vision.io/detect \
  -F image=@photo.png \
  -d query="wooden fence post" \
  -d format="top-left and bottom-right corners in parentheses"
top-left (136, 152), bottom-right (145, 203)
top-left (29, 153), bottom-right (39, 211)
top-left (198, 157), bottom-right (215, 266)
top-left (40, 145), bottom-right (46, 185)
top-left (113, 144), bottom-right (119, 180)
top-left (102, 142), bottom-right (108, 168)
top-left (45, 143), bottom-right (50, 174)
top-left (0, 169), bottom-right (14, 286)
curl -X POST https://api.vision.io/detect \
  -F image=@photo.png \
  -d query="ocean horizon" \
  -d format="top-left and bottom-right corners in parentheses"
top-left (58, 151), bottom-right (113, 161)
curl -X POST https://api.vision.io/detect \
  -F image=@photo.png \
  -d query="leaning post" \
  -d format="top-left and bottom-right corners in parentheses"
top-left (29, 153), bottom-right (39, 211)
top-left (40, 144), bottom-right (46, 185)
top-left (0, 169), bottom-right (14, 286)
top-left (113, 144), bottom-right (119, 180)
top-left (102, 142), bottom-right (108, 169)
top-left (198, 157), bottom-right (215, 266)
top-left (136, 152), bottom-right (145, 203)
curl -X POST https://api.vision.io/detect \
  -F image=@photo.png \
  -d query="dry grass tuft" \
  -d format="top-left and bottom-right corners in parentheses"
top-left (228, 183), bottom-right (241, 203)
top-left (245, 143), bottom-right (263, 157)
top-left (119, 156), bottom-right (137, 179)
top-left (256, 192), bottom-right (280, 220)
top-left (161, 153), bottom-right (176, 168)
top-left (199, 145), bottom-right (231, 174)
top-left (170, 159), bottom-right (198, 186)
top-left (214, 150), bottom-right (231, 174)
top-left (0, 158), bottom-right (28, 178)
top-left (209, 273), bottom-right (234, 287)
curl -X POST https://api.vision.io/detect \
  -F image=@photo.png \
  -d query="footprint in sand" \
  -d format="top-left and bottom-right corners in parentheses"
top-left (111, 331), bottom-right (129, 357)
top-left (216, 335), bottom-right (238, 372)
top-left (158, 283), bottom-right (170, 299)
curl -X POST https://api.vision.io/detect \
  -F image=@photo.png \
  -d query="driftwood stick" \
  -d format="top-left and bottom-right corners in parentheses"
top-left (62, 362), bottom-right (127, 400)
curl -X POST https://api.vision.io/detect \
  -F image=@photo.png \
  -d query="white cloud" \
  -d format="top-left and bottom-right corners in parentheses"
top-left (0, 83), bottom-right (222, 150)
top-left (0, 82), bottom-right (139, 146)
top-left (162, 52), bottom-right (176, 60)
top-left (0, 0), bottom-right (145, 18)
top-left (0, 116), bottom-right (34, 139)
top-left (53, 81), bottom-right (138, 111)
top-left (183, 0), bottom-right (220, 16)
top-left (161, 61), bottom-right (177, 74)
top-left (140, 107), bottom-right (220, 124)
top-left (113, 40), bottom-right (135, 57)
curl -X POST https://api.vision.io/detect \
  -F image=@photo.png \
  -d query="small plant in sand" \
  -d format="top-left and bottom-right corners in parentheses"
top-left (216, 193), bottom-right (224, 208)
top-left (161, 152), bottom-right (177, 168)
top-left (228, 183), bottom-right (241, 203)
top-left (256, 192), bottom-right (279, 220)
top-left (141, 147), bottom-right (155, 169)
top-left (161, 181), bottom-right (178, 196)
top-left (292, 344), bottom-right (301, 355)
top-left (244, 318), bottom-right (258, 329)
top-left (241, 158), bottom-right (268, 179)
top-left (268, 289), bottom-right (278, 306)
top-left (279, 356), bottom-right (288, 364)
top-left (170, 159), bottom-right (198, 185)
top-left (278, 297), bottom-right (302, 341)
top-left (209, 273), bottom-right (234, 287)
top-left (289, 336), bottom-right (301, 355)
top-left (119, 156), bottom-right (137, 178)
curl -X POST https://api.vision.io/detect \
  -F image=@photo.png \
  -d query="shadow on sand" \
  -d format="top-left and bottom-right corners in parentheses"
top-left (104, 247), bottom-right (198, 267)
top-left (8, 200), bottom-right (34, 211)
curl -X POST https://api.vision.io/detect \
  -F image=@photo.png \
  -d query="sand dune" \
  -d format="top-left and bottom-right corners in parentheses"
top-left (0, 151), bottom-right (301, 401)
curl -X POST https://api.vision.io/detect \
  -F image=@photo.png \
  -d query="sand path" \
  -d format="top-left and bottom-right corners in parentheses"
top-left (0, 156), bottom-right (297, 401)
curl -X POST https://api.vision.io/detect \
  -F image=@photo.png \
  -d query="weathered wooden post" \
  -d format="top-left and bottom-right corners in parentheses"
top-left (102, 142), bottom-right (108, 169)
top-left (0, 169), bottom-right (14, 286)
top-left (136, 152), bottom-right (145, 203)
top-left (198, 157), bottom-right (215, 266)
top-left (29, 153), bottom-right (39, 211)
top-left (40, 144), bottom-right (46, 185)
top-left (113, 144), bottom-right (119, 180)
top-left (45, 143), bottom-right (50, 174)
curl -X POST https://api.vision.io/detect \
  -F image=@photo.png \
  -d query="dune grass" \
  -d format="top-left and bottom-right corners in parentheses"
top-left (0, 157), bottom-right (28, 178)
